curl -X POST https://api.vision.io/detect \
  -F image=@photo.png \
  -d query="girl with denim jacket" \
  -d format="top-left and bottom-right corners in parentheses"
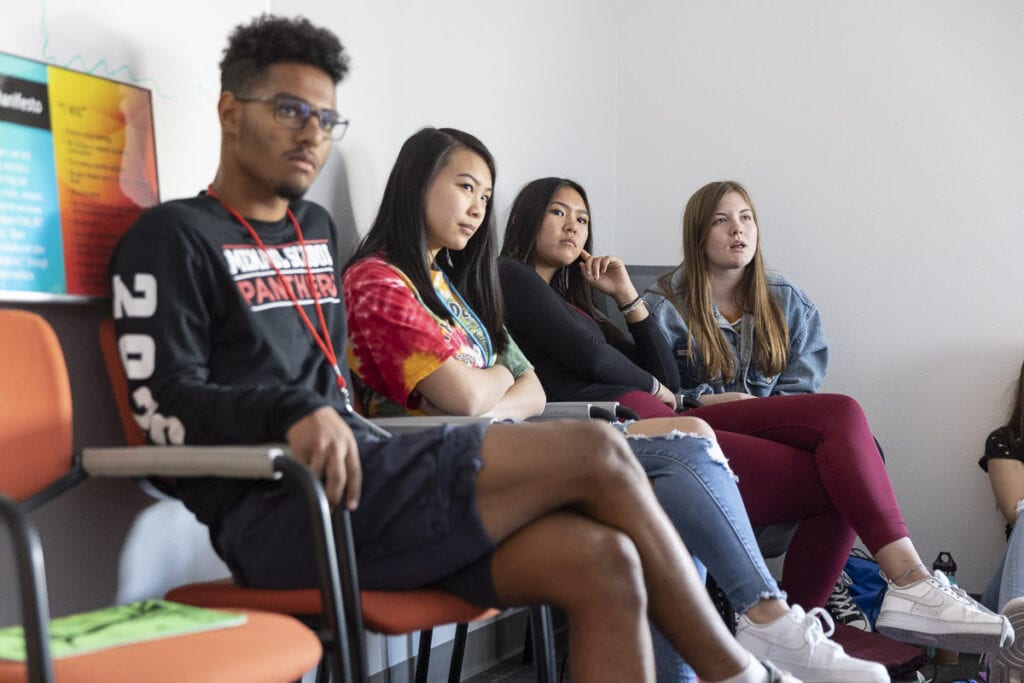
top-left (646, 180), bottom-right (1010, 652)
top-left (649, 269), bottom-right (827, 403)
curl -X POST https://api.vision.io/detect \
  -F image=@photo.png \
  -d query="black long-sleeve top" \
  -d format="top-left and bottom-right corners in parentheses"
top-left (109, 193), bottom-right (368, 530)
top-left (498, 257), bottom-right (680, 402)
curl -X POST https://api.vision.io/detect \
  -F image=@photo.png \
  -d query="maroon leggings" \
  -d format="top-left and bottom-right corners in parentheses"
top-left (618, 391), bottom-right (908, 608)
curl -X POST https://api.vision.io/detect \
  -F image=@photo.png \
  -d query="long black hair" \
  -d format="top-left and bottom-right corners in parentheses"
top-left (501, 177), bottom-right (620, 340)
top-left (346, 127), bottom-right (507, 352)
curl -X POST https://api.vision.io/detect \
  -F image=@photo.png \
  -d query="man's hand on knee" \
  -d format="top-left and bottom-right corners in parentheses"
top-left (286, 406), bottom-right (362, 510)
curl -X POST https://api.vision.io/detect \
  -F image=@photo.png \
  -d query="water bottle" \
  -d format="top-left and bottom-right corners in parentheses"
top-left (931, 552), bottom-right (959, 665)
top-left (933, 551), bottom-right (958, 585)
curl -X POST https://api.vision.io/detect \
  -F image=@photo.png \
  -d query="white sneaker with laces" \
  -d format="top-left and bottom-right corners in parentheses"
top-left (736, 605), bottom-right (889, 682)
top-left (875, 569), bottom-right (1014, 652)
top-left (986, 597), bottom-right (1024, 683)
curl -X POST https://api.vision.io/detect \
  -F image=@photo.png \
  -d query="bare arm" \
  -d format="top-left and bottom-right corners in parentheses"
top-left (988, 458), bottom-right (1024, 526)
top-left (416, 362), bottom-right (547, 420)
top-left (698, 392), bottom-right (757, 406)
top-left (416, 359), bottom-right (515, 416)
top-left (482, 370), bottom-right (547, 420)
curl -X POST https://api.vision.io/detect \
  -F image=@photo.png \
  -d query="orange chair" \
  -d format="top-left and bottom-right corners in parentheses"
top-left (99, 319), bottom-right (551, 682)
top-left (0, 309), bottom-right (323, 683)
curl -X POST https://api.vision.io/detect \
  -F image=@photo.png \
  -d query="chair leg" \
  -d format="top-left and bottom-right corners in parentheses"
top-left (332, 510), bottom-right (367, 682)
top-left (447, 623), bottom-right (469, 683)
top-left (521, 614), bottom-right (534, 664)
top-left (0, 498), bottom-right (55, 683)
top-left (276, 458), bottom-right (355, 683)
top-left (529, 605), bottom-right (557, 683)
top-left (414, 627), bottom-right (434, 683)
top-left (315, 654), bottom-right (331, 683)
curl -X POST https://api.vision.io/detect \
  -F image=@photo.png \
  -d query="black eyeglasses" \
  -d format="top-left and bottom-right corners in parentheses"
top-left (234, 93), bottom-right (349, 141)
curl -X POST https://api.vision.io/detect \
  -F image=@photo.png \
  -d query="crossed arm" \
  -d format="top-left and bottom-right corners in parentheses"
top-left (416, 360), bottom-right (545, 420)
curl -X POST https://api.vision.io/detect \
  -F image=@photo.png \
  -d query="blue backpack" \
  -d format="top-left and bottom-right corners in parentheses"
top-left (845, 548), bottom-right (888, 628)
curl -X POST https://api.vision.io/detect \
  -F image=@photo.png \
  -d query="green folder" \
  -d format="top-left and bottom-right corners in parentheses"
top-left (0, 599), bottom-right (247, 661)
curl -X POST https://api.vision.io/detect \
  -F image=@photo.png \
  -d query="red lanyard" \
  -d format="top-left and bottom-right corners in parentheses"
top-left (207, 186), bottom-right (351, 407)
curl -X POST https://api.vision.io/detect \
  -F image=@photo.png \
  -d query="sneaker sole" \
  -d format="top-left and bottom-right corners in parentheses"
top-left (991, 598), bottom-right (1024, 681)
top-left (770, 661), bottom-right (889, 683)
top-left (876, 613), bottom-right (1010, 653)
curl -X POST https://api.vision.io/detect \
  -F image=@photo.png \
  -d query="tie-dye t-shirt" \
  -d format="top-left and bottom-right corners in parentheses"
top-left (343, 255), bottom-right (532, 417)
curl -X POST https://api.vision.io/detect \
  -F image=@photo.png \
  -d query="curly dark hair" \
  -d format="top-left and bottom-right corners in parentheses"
top-left (220, 14), bottom-right (350, 93)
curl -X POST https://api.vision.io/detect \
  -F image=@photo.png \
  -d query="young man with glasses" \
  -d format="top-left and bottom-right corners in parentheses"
top-left (109, 14), bottom-right (799, 682)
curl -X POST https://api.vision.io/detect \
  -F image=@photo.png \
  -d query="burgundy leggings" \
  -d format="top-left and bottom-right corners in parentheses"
top-left (618, 391), bottom-right (909, 608)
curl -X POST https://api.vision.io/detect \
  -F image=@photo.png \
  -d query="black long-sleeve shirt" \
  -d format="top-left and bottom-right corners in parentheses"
top-left (498, 257), bottom-right (679, 402)
top-left (109, 193), bottom-right (367, 529)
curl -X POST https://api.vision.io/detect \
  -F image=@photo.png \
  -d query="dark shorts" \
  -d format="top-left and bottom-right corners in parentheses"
top-left (214, 423), bottom-right (500, 607)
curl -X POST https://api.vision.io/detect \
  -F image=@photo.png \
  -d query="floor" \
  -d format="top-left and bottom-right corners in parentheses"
top-left (463, 650), bottom-right (567, 682)
top-left (465, 648), bottom-right (987, 682)
top-left (916, 653), bottom-right (987, 683)
top-left (461, 605), bottom-right (990, 682)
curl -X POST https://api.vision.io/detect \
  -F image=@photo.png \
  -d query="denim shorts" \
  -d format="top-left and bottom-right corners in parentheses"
top-left (215, 422), bottom-right (499, 607)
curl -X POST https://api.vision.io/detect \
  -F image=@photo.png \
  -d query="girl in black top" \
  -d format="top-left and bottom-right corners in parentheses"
top-left (499, 177), bottom-right (682, 418)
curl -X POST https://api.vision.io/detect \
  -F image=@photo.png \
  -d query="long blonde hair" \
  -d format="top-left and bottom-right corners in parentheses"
top-left (655, 180), bottom-right (788, 383)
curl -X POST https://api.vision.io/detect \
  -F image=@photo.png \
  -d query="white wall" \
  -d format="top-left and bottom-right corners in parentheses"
top-left (2, 0), bottom-right (1022, 660)
top-left (295, 0), bottom-right (619, 249)
top-left (616, 0), bottom-right (1024, 589)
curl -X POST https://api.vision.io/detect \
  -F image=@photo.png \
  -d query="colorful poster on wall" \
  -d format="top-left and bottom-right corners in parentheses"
top-left (0, 51), bottom-right (158, 300)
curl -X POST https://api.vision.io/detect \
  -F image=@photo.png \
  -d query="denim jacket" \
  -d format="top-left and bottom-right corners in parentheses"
top-left (646, 270), bottom-right (828, 399)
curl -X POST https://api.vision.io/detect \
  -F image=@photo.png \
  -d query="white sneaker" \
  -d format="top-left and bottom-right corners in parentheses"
top-left (761, 659), bottom-right (804, 682)
top-left (987, 597), bottom-right (1024, 683)
top-left (875, 569), bottom-right (1014, 653)
top-left (736, 605), bottom-right (889, 682)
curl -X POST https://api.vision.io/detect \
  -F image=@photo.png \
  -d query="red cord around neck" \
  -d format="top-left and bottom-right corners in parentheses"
top-left (206, 186), bottom-right (350, 405)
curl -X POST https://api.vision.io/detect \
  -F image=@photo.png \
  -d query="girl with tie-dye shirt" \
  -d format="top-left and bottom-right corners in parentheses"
top-left (343, 127), bottom-right (545, 421)
top-left (344, 254), bottom-right (533, 417)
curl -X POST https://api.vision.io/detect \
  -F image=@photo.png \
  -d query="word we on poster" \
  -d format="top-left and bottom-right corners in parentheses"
top-left (0, 51), bottom-right (158, 300)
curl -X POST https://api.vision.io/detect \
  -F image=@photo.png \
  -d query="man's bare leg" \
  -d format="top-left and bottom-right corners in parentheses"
top-left (477, 420), bottom-right (752, 681)
top-left (490, 511), bottom-right (654, 680)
